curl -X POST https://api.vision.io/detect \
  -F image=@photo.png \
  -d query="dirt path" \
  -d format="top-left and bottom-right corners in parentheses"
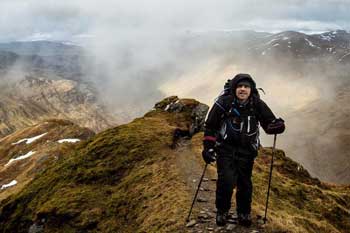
top-left (175, 138), bottom-right (266, 233)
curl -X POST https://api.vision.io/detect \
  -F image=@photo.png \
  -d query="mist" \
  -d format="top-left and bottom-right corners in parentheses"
top-left (1, 0), bottom-right (347, 117)
top-left (0, 1), bottom-right (350, 183)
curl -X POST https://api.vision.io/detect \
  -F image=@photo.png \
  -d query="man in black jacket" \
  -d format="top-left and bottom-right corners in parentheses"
top-left (202, 73), bottom-right (285, 227)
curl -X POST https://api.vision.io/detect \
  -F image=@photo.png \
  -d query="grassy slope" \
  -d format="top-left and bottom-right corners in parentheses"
top-left (252, 148), bottom-right (350, 233)
top-left (0, 97), bottom-right (349, 233)
top-left (0, 97), bottom-right (197, 233)
top-left (191, 133), bottom-right (350, 233)
top-left (0, 119), bottom-right (95, 202)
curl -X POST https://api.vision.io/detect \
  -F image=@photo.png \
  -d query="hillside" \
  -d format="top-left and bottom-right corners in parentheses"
top-left (0, 119), bottom-right (95, 202)
top-left (282, 82), bottom-right (350, 184)
top-left (0, 97), bottom-right (349, 233)
top-left (0, 76), bottom-right (116, 137)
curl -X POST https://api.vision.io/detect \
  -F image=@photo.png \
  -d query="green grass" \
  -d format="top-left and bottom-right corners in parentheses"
top-left (1, 97), bottom-right (349, 233)
top-left (0, 98), bottom-right (199, 233)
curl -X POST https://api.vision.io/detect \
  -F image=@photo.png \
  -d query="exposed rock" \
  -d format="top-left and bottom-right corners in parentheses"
top-left (186, 220), bottom-right (197, 228)
top-left (189, 103), bottom-right (209, 136)
top-left (28, 224), bottom-right (44, 233)
top-left (198, 218), bottom-right (211, 223)
top-left (257, 219), bottom-right (265, 225)
top-left (206, 212), bottom-right (214, 218)
top-left (198, 213), bottom-right (209, 219)
top-left (197, 197), bottom-right (208, 203)
top-left (227, 218), bottom-right (238, 224)
top-left (229, 213), bottom-right (238, 220)
top-left (154, 96), bottom-right (209, 136)
top-left (226, 224), bottom-right (236, 231)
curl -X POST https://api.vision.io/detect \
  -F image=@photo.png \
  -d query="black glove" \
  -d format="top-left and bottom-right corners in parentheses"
top-left (266, 118), bottom-right (285, 135)
top-left (202, 139), bottom-right (217, 164)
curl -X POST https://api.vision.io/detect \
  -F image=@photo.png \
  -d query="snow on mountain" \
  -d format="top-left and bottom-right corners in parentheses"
top-left (12, 133), bottom-right (47, 145)
top-left (57, 138), bottom-right (81, 143)
top-left (0, 119), bottom-right (95, 201)
top-left (304, 38), bottom-right (319, 48)
top-left (0, 180), bottom-right (17, 190)
top-left (5, 151), bottom-right (35, 167)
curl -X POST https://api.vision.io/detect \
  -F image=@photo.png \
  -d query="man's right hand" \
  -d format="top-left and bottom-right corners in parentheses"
top-left (202, 148), bottom-right (216, 164)
top-left (202, 136), bottom-right (216, 164)
top-left (202, 138), bottom-right (217, 164)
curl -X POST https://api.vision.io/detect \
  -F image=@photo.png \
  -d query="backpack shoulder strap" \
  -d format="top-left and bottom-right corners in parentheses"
top-left (215, 95), bottom-right (240, 118)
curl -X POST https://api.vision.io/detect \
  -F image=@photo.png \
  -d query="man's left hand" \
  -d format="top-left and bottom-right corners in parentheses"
top-left (266, 118), bottom-right (285, 134)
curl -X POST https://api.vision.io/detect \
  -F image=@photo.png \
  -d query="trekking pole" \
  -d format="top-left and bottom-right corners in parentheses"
top-left (263, 134), bottom-right (277, 224)
top-left (186, 163), bottom-right (208, 222)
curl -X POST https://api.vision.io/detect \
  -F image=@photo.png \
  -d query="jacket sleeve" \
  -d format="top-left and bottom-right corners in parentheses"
top-left (204, 100), bottom-right (226, 139)
top-left (256, 99), bottom-right (276, 133)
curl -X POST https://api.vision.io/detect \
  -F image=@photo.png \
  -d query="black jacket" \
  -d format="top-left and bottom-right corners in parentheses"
top-left (204, 74), bottom-right (276, 157)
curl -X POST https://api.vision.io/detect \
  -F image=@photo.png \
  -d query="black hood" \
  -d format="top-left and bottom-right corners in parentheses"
top-left (228, 73), bottom-right (258, 97)
top-left (231, 73), bottom-right (256, 90)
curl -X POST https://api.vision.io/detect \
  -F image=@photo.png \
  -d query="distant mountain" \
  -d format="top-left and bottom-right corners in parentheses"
top-left (0, 41), bottom-right (95, 85)
top-left (0, 51), bottom-right (18, 71)
top-left (0, 76), bottom-right (116, 137)
top-left (180, 29), bottom-right (350, 68)
top-left (0, 41), bottom-right (119, 136)
top-left (246, 30), bottom-right (350, 63)
top-left (0, 97), bottom-right (348, 232)
top-left (0, 41), bottom-right (82, 56)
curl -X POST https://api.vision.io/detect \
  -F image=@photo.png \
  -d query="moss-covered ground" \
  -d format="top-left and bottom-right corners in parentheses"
top-left (0, 119), bottom-right (95, 202)
top-left (0, 97), bottom-right (349, 233)
top-left (0, 98), bottom-right (198, 232)
top-left (190, 133), bottom-right (350, 233)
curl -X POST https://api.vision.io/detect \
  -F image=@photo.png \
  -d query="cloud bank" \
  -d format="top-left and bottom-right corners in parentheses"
top-left (0, 0), bottom-right (349, 42)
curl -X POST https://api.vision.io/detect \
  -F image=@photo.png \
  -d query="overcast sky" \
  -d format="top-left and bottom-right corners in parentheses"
top-left (1, 0), bottom-right (349, 122)
top-left (0, 1), bottom-right (346, 183)
top-left (0, 0), bottom-right (349, 42)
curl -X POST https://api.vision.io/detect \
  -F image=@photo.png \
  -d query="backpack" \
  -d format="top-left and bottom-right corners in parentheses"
top-left (214, 78), bottom-right (265, 152)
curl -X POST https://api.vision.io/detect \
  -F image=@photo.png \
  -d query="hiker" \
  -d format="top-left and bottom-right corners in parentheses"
top-left (202, 73), bottom-right (285, 227)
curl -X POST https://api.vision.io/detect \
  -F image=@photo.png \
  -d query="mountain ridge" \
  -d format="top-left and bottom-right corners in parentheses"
top-left (0, 96), bottom-right (349, 233)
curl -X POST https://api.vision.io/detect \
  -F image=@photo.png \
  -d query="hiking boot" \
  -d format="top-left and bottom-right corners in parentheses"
top-left (216, 210), bottom-right (228, 226)
top-left (238, 213), bottom-right (252, 227)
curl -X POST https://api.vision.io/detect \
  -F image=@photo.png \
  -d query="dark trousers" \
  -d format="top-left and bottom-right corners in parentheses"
top-left (215, 152), bottom-right (254, 214)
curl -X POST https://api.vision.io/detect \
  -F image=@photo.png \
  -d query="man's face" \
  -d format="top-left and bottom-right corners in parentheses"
top-left (235, 83), bottom-right (251, 101)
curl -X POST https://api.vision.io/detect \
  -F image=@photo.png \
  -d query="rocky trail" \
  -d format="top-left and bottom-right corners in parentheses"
top-left (175, 138), bottom-right (267, 233)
